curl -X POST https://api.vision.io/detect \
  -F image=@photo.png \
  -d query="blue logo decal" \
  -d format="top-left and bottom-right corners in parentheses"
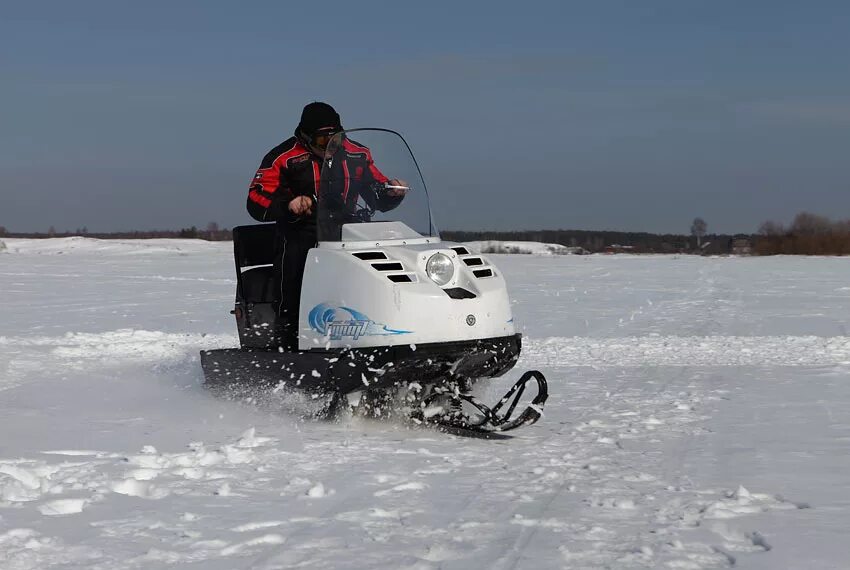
top-left (308, 303), bottom-right (412, 341)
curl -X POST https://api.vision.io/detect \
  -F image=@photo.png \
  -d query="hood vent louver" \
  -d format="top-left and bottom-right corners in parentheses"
top-left (444, 287), bottom-right (476, 299)
top-left (387, 274), bottom-right (414, 283)
top-left (473, 268), bottom-right (494, 278)
top-left (451, 246), bottom-right (470, 255)
top-left (463, 257), bottom-right (484, 267)
top-left (353, 251), bottom-right (388, 261)
top-left (372, 262), bottom-right (404, 271)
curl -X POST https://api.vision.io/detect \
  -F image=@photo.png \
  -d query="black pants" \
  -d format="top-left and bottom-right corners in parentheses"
top-left (273, 225), bottom-right (317, 351)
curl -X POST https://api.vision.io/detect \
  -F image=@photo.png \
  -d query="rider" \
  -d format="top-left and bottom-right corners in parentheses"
top-left (246, 102), bottom-right (405, 350)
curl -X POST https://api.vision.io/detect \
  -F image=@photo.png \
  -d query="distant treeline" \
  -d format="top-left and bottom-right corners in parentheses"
top-left (755, 212), bottom-right (850, 255)
top-left (441, 229), bottom-right (744, 254)
top-left (0, 224), bottom-right (232, 242)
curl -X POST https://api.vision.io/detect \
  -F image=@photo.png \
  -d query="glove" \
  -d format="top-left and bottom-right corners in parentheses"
top-left (385, 178), bottom-right (408, 197)
top-left (288, 195), bottom-right (314, 215)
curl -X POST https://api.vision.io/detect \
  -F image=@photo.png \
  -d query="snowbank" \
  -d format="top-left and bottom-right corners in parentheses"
top-left (464, 240), bottom-right (588, 255)
top-left (1, 237), bottom-right (228, 256)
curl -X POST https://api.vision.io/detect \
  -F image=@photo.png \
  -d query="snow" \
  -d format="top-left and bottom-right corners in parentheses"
top-left (2, 238), bottom-right (850, 568)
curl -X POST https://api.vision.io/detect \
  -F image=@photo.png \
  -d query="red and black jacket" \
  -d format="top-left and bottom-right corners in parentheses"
top-left (247, 134), bottom-right (401, 232)
top-left (246, 135), bottom-right (320, 228)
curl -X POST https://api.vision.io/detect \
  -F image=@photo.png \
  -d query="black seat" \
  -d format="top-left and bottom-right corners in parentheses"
top-left (233, 224), bottom-right (277, 268)
top-left (241, 266), bottom-right (276, 303)
top-left (232, 224), bottom-right (277, 304)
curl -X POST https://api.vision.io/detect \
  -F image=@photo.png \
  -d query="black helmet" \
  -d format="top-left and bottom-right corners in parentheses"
top-left (297, 101), bottom-right (342, 135)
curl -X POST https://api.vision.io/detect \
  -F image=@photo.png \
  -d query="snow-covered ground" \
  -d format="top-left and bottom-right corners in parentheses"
top-left (1, 238), bottom-right (849, 569)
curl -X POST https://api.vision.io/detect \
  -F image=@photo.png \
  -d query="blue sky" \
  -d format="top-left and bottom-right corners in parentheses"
top-left (2, 1), bottom-right (849, 234)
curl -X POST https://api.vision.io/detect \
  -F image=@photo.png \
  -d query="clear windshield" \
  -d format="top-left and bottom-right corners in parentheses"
top-left (316, 129), bottom-right (436, 242)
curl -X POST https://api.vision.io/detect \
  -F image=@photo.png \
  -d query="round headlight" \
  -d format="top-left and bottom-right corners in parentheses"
top-left (426, 253), bottom-right (454, 286)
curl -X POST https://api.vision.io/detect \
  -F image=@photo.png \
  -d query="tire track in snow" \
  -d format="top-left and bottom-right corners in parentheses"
top-left (524, 335), bottom-right (850, 367)
top-left (0, 329), bottom-right (236, 392)
top-left (0, 329), bottom-right (235, 356)
top-left (486, 361), bottom-right (802, 569)
top-left (486, 326), bottom-right (829, 568)
top-left (488, 360), bottom-right (644, 570)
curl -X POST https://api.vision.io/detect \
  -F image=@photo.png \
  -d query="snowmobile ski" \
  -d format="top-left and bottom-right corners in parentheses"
top-left (414, 371), bottom-right (548, 434)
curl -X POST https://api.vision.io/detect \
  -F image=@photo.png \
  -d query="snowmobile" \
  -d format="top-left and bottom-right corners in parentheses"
top-left (201, 128), bottom-right (547, 433)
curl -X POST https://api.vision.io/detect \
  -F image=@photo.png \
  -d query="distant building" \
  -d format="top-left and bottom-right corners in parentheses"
top-left (731, 238), bottom-right (752, 255)
top-left (560, 246), bottom-right (590, 255)
top-left (603, 244), bottom-right (637, 254)
top-left (660, 241), bottom-right (688, 253)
